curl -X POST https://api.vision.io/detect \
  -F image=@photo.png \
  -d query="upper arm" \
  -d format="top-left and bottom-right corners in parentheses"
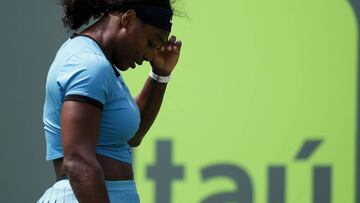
top-left (58, 53), bottom-right (111, 160)
top-left (61, 101), bottom-right (102, 161)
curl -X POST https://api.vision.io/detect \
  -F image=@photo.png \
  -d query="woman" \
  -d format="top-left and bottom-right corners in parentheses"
top-left (37, 0), bottom-right (182, 202)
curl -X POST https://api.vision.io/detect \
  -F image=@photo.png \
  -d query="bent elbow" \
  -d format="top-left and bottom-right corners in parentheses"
top-left (128, 137), bottom-right (143, 148)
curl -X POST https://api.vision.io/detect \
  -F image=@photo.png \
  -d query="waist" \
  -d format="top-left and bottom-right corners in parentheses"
top-left (53, 154), bottom-right (134, 181)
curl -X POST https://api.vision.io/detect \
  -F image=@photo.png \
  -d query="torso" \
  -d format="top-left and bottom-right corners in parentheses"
top-left (45, 36), bottom-right (140, 180)
top-left (53, 154), bottom-right (134, 181)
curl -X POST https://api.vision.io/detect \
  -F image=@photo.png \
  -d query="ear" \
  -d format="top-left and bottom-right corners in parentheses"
top-left (121, 9), bottom-right (137, 28)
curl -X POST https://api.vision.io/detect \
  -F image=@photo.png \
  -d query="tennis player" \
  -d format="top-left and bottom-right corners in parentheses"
top-left (37, 0), bottom-right (181, 202)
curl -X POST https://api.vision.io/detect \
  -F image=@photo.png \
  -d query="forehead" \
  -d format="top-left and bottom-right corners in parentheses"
top-left (141, 24), bottom-right (170, 43)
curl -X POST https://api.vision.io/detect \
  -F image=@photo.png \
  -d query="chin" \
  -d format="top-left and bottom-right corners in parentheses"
top-left (119, 66), bottom-right (130, 71)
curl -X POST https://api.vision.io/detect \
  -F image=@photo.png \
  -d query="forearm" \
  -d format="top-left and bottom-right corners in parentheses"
top-left (128, 76), bottom-right (167, 147)
top-left (128, 35), bottom-right (182, 147)
top-left (65, 158), bottom-right (110, 203)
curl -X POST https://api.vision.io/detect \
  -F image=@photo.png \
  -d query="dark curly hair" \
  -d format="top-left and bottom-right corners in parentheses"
top-left (60, 0), bottom-right (175, 30)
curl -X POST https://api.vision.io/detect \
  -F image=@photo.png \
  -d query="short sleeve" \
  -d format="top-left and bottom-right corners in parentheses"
top-left (56, 53), bottom-right (113, 110)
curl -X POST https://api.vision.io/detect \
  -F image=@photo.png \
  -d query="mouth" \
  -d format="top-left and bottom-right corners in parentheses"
top-left (135, 60), bottom-right (143, 66)
top-left (129, 59), bottom-right (144, 69)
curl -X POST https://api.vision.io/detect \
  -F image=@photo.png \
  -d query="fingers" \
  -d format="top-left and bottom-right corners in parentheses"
top-left (169, 35), bottom-right (176, 44)
top-left (162, 35), bottom-right (182, 52)
top-left (174, 40), bottom-right (182, 50)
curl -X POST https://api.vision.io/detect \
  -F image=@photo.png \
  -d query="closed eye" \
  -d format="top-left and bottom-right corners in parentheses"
top-left (148, 40), bottom-right (156, 48)
top-left (148, 40), bottom-right (162, 49)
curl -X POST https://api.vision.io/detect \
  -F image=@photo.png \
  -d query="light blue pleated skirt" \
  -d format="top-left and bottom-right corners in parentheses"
top-left (37, 179), bottom-right (140, 203)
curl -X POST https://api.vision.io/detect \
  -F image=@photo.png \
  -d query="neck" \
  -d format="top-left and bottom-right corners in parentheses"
top-left (80, 14), bottom-right (121, 65)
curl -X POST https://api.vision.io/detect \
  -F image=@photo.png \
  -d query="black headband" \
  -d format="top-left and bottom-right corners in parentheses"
top-left (124, 5), bottom-right (173, 32)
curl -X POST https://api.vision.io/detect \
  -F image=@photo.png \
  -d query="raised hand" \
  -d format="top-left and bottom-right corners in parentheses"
top-left (150, 35), bottom-right (182, 76)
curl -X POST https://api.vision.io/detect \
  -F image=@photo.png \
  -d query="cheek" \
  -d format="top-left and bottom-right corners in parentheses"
top-left (132, 40), bottom-right (148, 59)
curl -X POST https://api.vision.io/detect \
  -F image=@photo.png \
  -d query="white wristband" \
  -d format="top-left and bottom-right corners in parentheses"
top-left (149, 71), bottom-right (171, 83)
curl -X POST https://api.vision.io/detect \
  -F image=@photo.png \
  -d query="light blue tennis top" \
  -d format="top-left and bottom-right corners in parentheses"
top-left (43, 35), bottom-right (140, 164)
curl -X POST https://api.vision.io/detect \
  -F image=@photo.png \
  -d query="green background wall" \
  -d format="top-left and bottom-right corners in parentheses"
top-left (124, 0), bottom-right (359, 202)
